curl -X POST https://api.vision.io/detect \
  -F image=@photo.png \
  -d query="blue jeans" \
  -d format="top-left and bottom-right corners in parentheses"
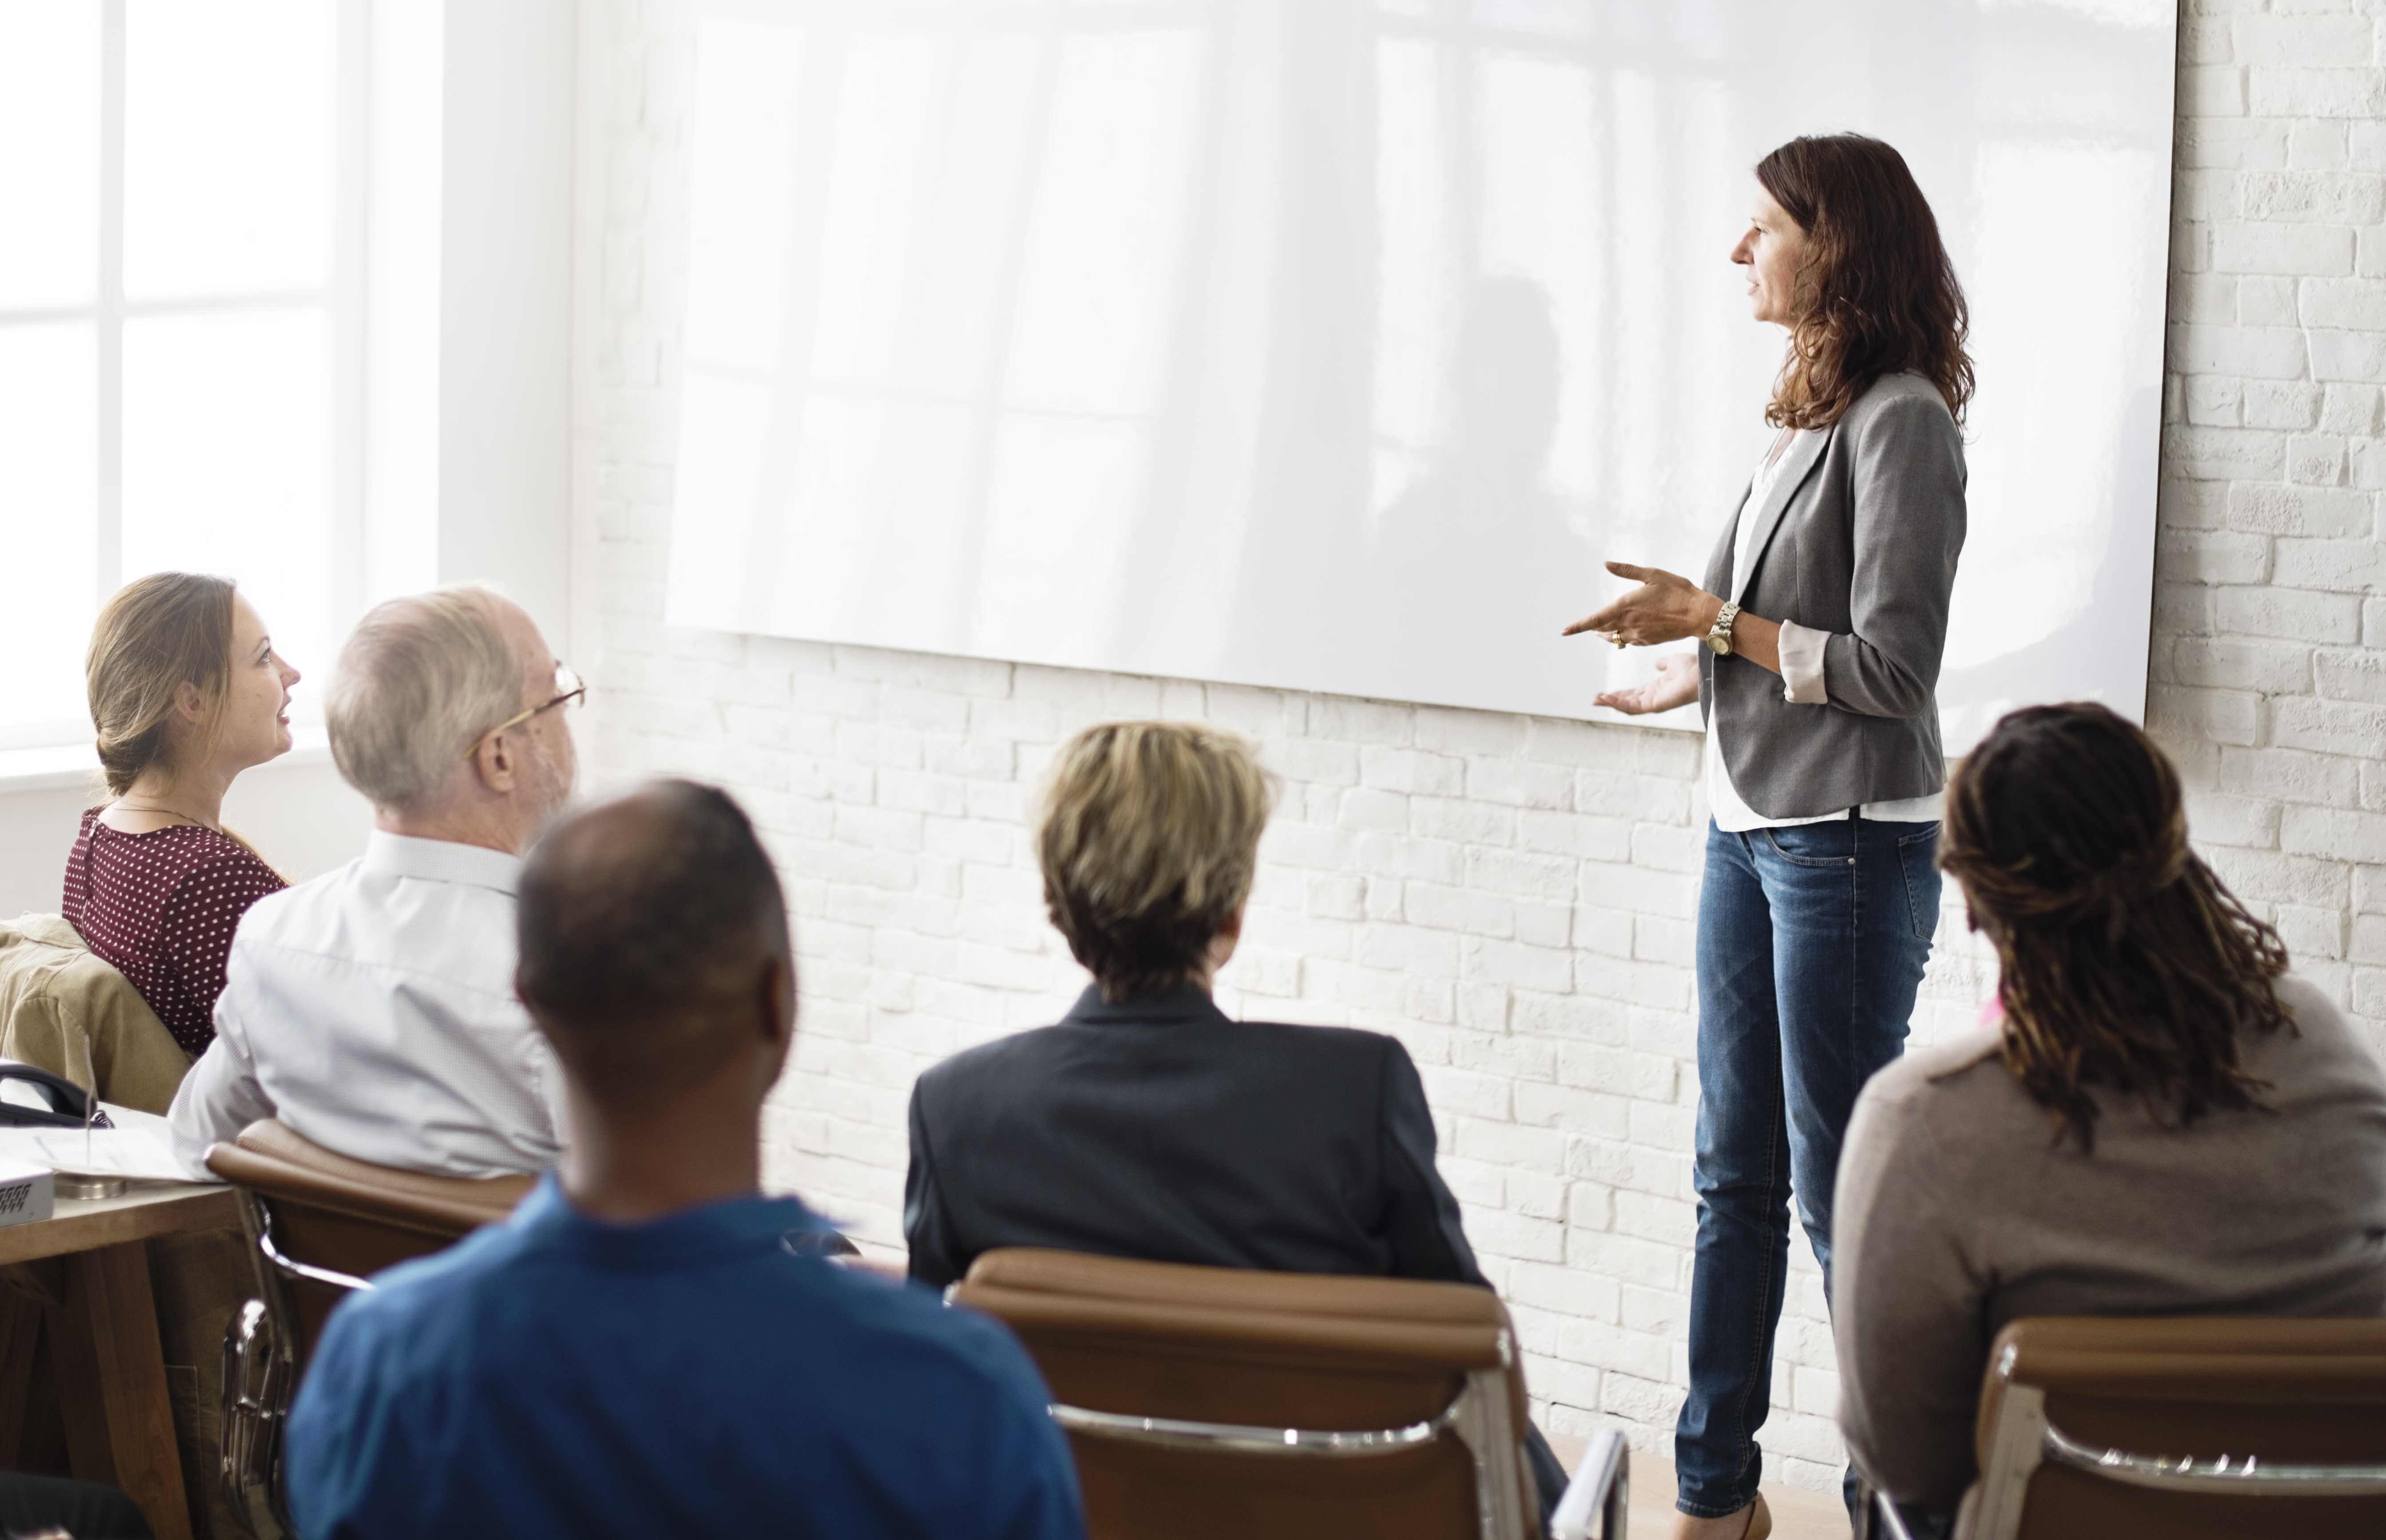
top-left (1675, 815), bottom-right (1940, 1518)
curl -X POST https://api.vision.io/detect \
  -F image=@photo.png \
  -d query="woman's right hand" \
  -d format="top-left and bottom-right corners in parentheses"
top-left (1595, 650), bottom-right (1700, 716)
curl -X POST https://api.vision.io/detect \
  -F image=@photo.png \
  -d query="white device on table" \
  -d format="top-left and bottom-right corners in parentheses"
top-left (0, 1159), bottom-right (56, 1227)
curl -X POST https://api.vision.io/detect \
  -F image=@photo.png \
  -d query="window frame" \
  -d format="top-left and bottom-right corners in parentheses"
top-left (0, 0), bottom-right (369, 755)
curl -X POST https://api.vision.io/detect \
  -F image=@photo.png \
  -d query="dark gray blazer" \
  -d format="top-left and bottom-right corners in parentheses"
top-left (1698, 371), bottom-right (1967, 819)
top-left (903, 985), bottom-right (1483, 1289)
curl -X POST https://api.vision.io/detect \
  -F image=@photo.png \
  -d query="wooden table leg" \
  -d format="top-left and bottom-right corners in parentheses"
top-left (51, 1240), bottom-right (194, 1540)
top-left (0, 1270), bottom-right (46, 1468)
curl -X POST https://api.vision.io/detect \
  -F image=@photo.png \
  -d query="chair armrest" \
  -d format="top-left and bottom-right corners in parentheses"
top-left (1856, 1478), bottom-right (1919, 1540)
top-left (1549, 1428), bottom-right (1628, 1540)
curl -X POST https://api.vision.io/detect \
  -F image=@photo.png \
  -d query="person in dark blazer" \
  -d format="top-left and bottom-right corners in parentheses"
top-left (904, 719), bottom-right (1566, 1513)
top-left (905, 985), bottom-right (1481, 1284)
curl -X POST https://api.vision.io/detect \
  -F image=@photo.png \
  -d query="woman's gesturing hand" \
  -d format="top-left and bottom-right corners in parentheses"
top-left (1594, 650), bottom-right (1700, 716)
top-left (1562, 562), bottom-right (1726, 647)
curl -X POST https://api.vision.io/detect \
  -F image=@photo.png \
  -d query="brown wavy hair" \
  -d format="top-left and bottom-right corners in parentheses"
top-left (1940, 703), bottom-right (2292, 1152)
top-left (1757, 134), bottom-right (1974, 430)
top-left (86, 572), bottom-right (237, 797)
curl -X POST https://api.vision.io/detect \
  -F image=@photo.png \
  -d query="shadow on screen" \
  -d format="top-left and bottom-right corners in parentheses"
top-left (1357, 277), bottom-right (1599, 706)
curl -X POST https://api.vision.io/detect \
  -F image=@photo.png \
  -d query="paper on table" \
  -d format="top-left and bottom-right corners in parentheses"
top-left (0, 1107), bottom-right (215, 1184)
top-left (96, 1102), bottom-right (181, 1152)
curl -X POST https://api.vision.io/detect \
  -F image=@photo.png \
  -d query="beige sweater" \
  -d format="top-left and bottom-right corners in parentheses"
top-left (1834, 975), bottom-right (2386, 1511)
top-left (0, 913), bottom-right (192, 1114)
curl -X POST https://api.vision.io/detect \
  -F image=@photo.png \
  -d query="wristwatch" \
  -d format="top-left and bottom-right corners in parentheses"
top-left (1705, 600), bottom-right (1741, 656)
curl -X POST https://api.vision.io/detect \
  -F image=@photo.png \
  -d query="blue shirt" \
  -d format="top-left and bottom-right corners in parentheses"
top-left (285, 1175), bottom-right (1085, 1540)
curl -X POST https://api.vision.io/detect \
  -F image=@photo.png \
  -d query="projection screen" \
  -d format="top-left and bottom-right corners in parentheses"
top-left (664, 0), bottom-right (2176, 745)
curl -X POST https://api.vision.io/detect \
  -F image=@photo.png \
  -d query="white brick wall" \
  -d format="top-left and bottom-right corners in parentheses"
top-left (571, 0), bottom-right (2386, 1490)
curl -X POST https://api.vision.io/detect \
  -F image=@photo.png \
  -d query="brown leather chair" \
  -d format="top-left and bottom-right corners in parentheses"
top-left (203, 1120), bottom-right (533, 1540)
top-left (950, 1248), bottom-right (1627, 1540)
top-left (1861, 1316), bottom-right (2386, 1540)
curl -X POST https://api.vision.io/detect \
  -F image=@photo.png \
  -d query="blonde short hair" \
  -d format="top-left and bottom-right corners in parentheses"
top-left (1036, 721), bottom-right (1276, 1000)
top-left (327, 586), bottom-right (525, 813)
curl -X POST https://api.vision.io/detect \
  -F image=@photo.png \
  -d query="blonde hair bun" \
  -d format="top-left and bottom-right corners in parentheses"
top-left (86, 573), bottom-right (237, 797)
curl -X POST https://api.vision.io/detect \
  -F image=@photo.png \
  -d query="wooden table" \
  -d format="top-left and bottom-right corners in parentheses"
top-left (0, 1183), bottom-right (240, 1540)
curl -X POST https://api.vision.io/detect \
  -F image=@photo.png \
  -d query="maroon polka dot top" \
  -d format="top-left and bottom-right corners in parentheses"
top-left (62, 809), bottom-right (288, 1057)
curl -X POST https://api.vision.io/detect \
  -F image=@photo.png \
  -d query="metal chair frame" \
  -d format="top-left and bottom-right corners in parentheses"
top-left (1048, 1361), bottom-right (1545, 1540)
top-left (220, 1298), bottom-right (292, 1540)
top-left (1859, 1336), bottom-right (2386, 1540)
top-left (219, 1190), bottom-right (376, 1540)
top-left (979, 1283), bottom-right (1630, 1540)
top-left (1549, 1429), bottom-right (1630, 1540)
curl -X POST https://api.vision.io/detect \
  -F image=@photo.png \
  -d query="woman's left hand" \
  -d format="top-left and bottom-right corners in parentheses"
top-left (1562, 562), bottom-right (1725, 647)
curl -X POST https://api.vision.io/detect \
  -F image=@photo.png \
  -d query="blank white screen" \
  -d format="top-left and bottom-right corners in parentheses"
top-left (666, 0), bottom-right (2175, 746)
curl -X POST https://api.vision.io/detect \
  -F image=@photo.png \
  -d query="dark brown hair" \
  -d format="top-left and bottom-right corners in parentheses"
top-left (1940, 703), bottom-right (2292, 1152)
top-left (86, 573), bottom-right (237, 796)
top-left (1757, 134), bottom-right (1974, 430)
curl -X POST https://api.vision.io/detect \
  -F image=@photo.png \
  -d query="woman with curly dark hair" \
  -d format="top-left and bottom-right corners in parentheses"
top-left (1566, 134), bottom-right (1974, 1538)
top-left (1834, 703), bottom-right (2386, 1534)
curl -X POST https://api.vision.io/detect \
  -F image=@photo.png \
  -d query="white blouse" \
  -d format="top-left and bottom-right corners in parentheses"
top-left (1703, 431), bottom-right (1945, 832)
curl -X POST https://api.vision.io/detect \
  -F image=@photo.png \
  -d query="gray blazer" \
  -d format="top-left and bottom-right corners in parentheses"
top-left (1698, 371), bottom-right (1967, 820)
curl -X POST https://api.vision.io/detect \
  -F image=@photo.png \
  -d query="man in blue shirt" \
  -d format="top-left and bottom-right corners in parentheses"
top-left (284, 780), bottom-right (1086, 1540)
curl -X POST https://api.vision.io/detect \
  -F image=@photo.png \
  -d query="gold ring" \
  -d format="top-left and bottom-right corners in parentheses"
top-left (1609, 634), bottom-right (1627, 649)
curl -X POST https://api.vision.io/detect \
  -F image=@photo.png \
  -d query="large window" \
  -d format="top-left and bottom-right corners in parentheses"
top-left (0, 0), bottom-right (359, 753)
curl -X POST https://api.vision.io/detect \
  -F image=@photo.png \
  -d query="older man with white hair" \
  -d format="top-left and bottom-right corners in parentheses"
top-left (168, 585), bottom-right (580, 1177)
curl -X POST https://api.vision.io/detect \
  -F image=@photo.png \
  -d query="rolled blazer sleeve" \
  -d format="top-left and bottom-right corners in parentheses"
top-left (1832, 1076), bottom-right (1989, 1508)
top-left (1778, 619), bottom-right (1832, 705)
top-left (1821, 392), bottom-right (1967, 719)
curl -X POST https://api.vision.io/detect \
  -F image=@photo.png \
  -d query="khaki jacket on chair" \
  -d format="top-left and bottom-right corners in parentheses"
top-left (0, 913), bottom-right (193, 1113)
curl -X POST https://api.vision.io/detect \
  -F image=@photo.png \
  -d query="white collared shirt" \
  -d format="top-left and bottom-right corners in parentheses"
top-left (1705, 430), bottom-right (1944, 832)
top-left (167, 831), bottom-right (567, 1178)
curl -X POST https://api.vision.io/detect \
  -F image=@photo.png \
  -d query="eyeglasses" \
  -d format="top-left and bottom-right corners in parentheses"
top-left (465, 663), bottom-right (586, 759)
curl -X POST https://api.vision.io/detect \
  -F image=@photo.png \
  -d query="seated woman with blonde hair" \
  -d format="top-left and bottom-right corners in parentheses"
top-left (904, 718), bottom-right (1570, 1516)
top-left (1834, 703), bottom-right (2386, 1536)
top-left (63, 574), bottom-right (301, 1056)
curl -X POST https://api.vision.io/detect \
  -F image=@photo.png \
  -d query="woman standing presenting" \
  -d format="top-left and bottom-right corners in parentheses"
top-left (1566, 134), bottom-right (1972, 1540)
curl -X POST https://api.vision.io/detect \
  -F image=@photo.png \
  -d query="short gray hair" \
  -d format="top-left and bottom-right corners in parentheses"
top-left (328, 587), bottom-right (526, 812)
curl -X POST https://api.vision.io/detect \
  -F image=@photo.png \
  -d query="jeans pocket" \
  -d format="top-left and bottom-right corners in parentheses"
top-left (1757, 823), bottom-right (1855, 868)
top-left (1897, 826), bottom-right (1943, 943)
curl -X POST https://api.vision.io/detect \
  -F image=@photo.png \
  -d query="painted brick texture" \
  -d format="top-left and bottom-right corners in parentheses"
top-left (572, 0), bottom-right (2386, 1489)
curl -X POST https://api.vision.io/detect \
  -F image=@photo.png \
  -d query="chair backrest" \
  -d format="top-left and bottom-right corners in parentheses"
top-left (0, 913), bottom-right (189, 1112)
top-left (951, 1248), bottom-right (1546, 1540)
top-left (207, 1119), bottom-right (534, 1540)
top-left (1965, 1316), bottom-right (2386, 1540)
top-left (205, 1119), bottom-right (533, 1369)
